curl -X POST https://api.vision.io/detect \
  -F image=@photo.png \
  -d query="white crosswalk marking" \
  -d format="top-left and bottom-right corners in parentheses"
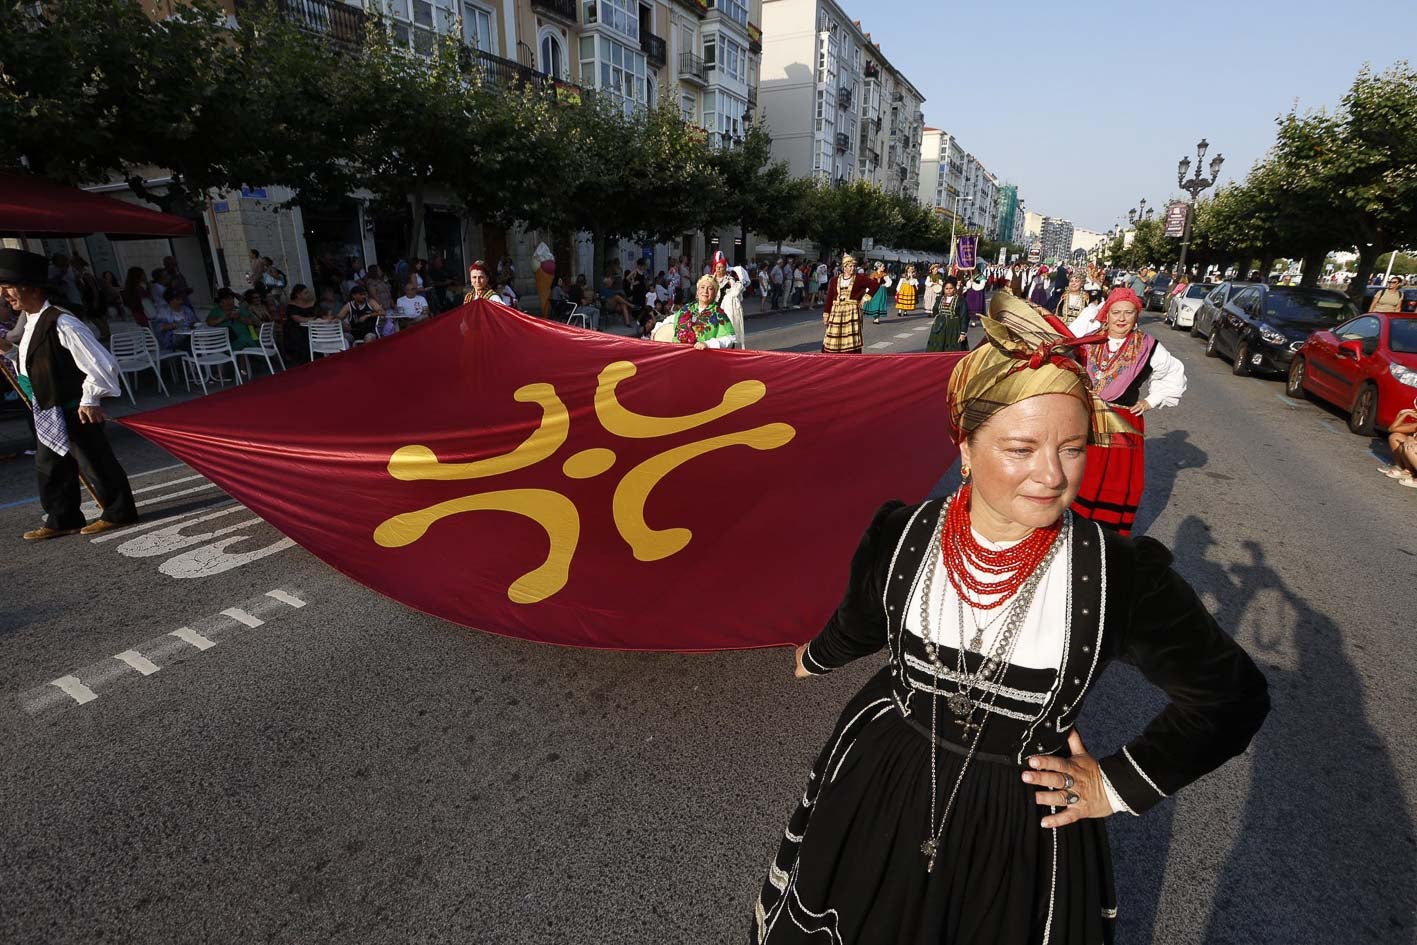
top-left (170, 627), bottom-right (216, 651)
top-left (893, 332), bottom-right (914, 339)
top-left (265, 590), bottom-right (307, 608)
top-left (868, 341), bottom-right (894, 349)
top-left (221, 608), bottom-right (265, 628)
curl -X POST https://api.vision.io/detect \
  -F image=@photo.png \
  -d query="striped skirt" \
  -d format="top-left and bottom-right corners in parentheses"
top-left (1071, 414), bottom-right (1145, 535)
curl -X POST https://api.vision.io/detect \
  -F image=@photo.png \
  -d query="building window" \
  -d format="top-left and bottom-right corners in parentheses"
top-left (581, 34), bottom-right (648, 115)
top-left (703, 37), bottom-right (715, 68)
top-left (463, 2), bottom-right (494, 52)
top-left (712, 0), bottom-right (748, 27)
top-left (716, 36), bottom-right (745, 82)
top-left (586, 0), bottom-right (639, 40)
top-left (539, 29), bottom-right (566, 79)
top-left (681, 93), bottom-right (697, 123)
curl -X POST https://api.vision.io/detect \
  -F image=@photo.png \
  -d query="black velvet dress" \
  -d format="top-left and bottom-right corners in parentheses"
top-left (753, 499), bottom-right (1270, 945)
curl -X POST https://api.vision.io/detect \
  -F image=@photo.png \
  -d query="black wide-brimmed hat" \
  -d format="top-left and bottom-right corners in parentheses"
top-left (0, 248), bottom-right (48, 286)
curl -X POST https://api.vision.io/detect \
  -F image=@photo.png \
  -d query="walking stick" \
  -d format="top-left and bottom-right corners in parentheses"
top-left (0, 354), bottom-right (103, 509)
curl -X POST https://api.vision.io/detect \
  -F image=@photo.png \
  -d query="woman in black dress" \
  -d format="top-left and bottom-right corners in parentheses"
top-left (752, 293), bottom-right (1269, 945)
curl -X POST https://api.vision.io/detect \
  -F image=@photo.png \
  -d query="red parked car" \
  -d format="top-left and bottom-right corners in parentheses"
top-left (1287, 312), bottom-right (1417, 434)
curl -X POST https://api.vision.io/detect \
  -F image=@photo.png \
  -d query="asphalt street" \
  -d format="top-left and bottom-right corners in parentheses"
top-left (0, 304), bottom-right (1412, 944)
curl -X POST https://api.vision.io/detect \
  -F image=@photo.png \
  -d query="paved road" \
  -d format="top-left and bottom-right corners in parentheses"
top-left (1, 306), bottom-right (1412, 944)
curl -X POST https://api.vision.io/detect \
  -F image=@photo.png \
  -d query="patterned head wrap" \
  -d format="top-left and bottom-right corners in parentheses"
top-left (946, 292), bottom-right (1137, 445)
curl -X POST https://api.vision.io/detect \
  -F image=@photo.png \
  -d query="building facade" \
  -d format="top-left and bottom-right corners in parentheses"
top-left (1040, 216), bottom-right (1074, 264)
top-left (917, 128), bottom-right (966, 222)
top-left (758, 0), bottom-right (923, 193)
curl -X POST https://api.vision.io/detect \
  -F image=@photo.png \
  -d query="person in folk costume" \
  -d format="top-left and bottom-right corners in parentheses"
top-left (920, 263), bottom-right (945, 315)
top-left (925, 277), bottom-right (967, 352)
top-left (1055, 273), bottom-right (1090, 323)
top-left (1008, 261), bottom-right (1027, 296)
top-left (0, 249), bottom-right (138, 540)
top-left (821, 254), bottom-right (874, 354)
top-left (654, 274), bottom-right (737, 348)
top-left (753, 289), bottom-right (1268, 945)
top-left (463, 261), bottom-right (500, 303)
top-left (1026, 265), bottom-right (1053, 308)
top-left (862, 261), bottom-right (892, 325)
top-left (1047, 264), bottom-right (1070, 311)
top-left (963, 266), bottom-right (989, 326)
top-left (711, 251), bottom-right (748, 350)
top-left (894, 264), bottom-right (920, 315)
top-left (1065, 287), bottom-right (1187, 535)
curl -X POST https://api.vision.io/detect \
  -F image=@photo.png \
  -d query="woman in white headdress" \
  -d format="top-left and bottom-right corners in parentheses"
top-left (712, 251), bottom-right (747, 349)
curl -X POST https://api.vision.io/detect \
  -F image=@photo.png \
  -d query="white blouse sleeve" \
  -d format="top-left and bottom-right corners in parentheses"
top-left (55, 314), bottom-right (122, 406)
top-left (1143, 341), bottom-right (1187, 410)
top-left (1067, 309), bottom-right (1101, 338)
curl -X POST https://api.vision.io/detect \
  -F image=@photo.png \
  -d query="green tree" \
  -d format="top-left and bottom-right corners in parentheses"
top-left (1272, 62), bottom-right (1417, 297)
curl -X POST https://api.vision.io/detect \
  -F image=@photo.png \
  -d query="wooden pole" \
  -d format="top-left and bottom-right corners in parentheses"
top-left (0, 354), bottom-right (103, 508)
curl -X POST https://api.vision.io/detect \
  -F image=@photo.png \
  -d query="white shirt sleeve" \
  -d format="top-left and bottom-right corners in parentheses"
top-left (55, 314), bottom-right (122, 406)
top-left (1068, 309), bottom-right (1102, 338)
top-left (1143, 341), bottom-right (1187, 410)
top-left (1100, 768), bottom-right (1136, 815)
top-left (702, 331), bottom-right (736, 349)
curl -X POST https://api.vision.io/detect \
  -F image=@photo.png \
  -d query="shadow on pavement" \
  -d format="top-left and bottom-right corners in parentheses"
top-left (1134, 429), bottom-right (1208, 536)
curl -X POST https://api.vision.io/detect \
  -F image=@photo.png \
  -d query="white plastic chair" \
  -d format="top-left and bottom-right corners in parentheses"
top-left (562, 301), bottom-right (589, 329)
top-left (307, 322), bottom-right (348, 360)
top-left (234, 321), bottom-right (285, 376)
top-left (108, 329), bottom-right (167, 403)
top-left (141, 326), bottom-right (187, 386)
top-left (182, 328), bottom-right (242, 395)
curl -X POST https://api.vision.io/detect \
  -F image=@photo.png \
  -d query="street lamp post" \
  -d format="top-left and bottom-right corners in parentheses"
top-left (1176, 138), bottom-right (1224, 278)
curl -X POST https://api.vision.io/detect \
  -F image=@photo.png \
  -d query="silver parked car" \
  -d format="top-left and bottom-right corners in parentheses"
top-left (1164, 282), bottom-right (1216, 330)
top-left (1190, 281), bottom-right (1255, 340)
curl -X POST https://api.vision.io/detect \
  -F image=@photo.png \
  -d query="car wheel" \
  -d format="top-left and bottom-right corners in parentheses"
top-left (1286, 357), bottom-right (1309, 399)
top-left (1232, 338), bottom-right (1251, 376)
top-left (1348, 383), bottom-right (1377, 436)
top-left (1205, 327), bottom-right (1221, 358)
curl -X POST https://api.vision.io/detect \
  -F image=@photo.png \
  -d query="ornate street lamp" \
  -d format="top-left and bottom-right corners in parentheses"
top-left (1176, 138), bottom-right (1224, 277)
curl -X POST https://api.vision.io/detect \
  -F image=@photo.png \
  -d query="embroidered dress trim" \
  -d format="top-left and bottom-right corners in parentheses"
top-left (903, 652), bottom-right (1050, 704)
top-left (1123, 745), bottom-right (1168, 798)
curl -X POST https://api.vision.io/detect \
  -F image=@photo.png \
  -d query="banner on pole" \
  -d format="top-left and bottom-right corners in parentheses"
top-left (956, 235), bottom-right (978, 270)
top-left (121, 302), bottom-right (962, 652)
top-left (1164, 202), bottom-right (1189, 238)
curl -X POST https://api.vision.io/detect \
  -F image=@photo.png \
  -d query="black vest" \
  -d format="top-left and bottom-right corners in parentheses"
top-left (25, 305), bottom-right (87, 410)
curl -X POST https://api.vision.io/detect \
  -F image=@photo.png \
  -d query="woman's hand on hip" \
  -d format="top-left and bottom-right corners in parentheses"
top-left (1023, 729), bottom-right (1113, 828)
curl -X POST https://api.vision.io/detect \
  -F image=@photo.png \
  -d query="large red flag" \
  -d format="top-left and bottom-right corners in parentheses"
top-left (121, 302), bottom-right (962, 650)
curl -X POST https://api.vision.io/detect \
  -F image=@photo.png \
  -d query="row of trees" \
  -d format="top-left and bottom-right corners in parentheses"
top-left (0, 0), bottom-right (977, 276)
top-left (1101, 61), bottom-right (1417, 296)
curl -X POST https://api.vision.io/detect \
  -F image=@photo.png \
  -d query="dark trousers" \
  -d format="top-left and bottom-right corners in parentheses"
top-left (36, 409), bottom-right (137, 529)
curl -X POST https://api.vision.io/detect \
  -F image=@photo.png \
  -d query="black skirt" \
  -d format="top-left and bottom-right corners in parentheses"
top-left (754, 662), bottom-right (1117, 945)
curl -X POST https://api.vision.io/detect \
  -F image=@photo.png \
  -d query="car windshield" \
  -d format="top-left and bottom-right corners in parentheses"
top-left (1151, 276), bottom-right (1171, 288)
top-left (1391, 318), bottom-right (1417, 354)
top-left (1264, 291), bottom-right (1357, 323)
top-left (1186, 284), bottom-right (1215, 299)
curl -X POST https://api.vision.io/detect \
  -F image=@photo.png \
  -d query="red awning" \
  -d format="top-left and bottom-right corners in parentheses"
top-left (0, 173), bottom-right (195, 239)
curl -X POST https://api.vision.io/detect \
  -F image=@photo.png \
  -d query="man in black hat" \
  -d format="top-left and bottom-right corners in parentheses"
top-left (0, 248), bottom-right (137, 540)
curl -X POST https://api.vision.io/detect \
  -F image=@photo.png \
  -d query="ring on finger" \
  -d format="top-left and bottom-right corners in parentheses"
top-left (1065, 791), bottom-right (1080, 806)
top-left (1061, 774), bottom-right (1075, 791)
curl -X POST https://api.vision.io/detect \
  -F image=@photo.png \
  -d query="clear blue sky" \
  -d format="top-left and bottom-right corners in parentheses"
top-left (843, 0), bottom-right (1411, 233)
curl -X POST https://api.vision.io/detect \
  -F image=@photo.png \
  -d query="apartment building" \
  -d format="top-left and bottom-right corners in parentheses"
top-left (918, 128), bottom-right (966, 221)
top-left (960, 154), bottom-right (998, 237)
top-left (758, 0), bottom-right (923, 192)
top-left (857, 41), bottom-right (924, 196)
top-left (995, 183), bottom-right (1025, 246)
top-left (1040, 216), bottom-right (1074, 264)
top-left (94, 0), bottom-right (765, 299)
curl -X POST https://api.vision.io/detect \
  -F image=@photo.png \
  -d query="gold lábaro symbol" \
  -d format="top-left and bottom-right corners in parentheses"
top-left (374, 360), bottom-right (795, 604)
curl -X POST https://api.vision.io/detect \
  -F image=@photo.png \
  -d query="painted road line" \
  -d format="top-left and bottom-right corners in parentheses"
top-left (82, 481), bottom-right (220, 518)
top-left (89, 500), bottom-right (238, 544)
top-left (0, 464), bottom-right (193, 513)
top-left (113, 650), bottom-right (161, 676)
top-left (50, 676), bottom-right (98, 706)
top-left (893, 332), bottom-right (914, 339)
top-left (129, 463), bottom-right (188, 480)
top-left (15, 587), bottom-right (316, 719)
top-left (130, 473), bottom-right (207, 496)
top-left (221, 608), bottom-right (265, 629)
top-left (170, 627), bottom-right (216, 651)
top-left (912, 324), bottom-right (930, 331)
top-left (868, 342), bottom-right (894, 349)
top-left (1273, 393), bottom-right (1299, 410)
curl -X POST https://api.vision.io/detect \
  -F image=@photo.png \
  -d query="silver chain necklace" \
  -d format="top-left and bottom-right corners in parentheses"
top-left (915, 500), bottom-right (1066, 871)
